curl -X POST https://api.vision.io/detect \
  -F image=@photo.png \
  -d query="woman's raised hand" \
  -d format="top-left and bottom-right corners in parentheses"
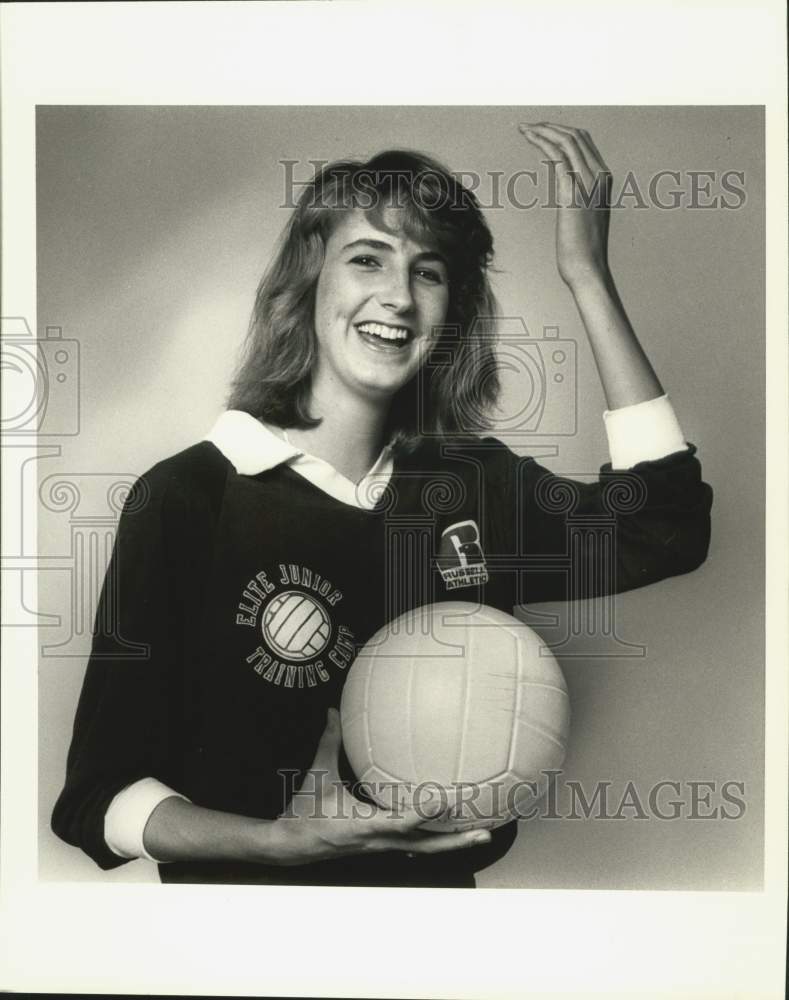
top-left (519, 122), bottom-right (613, 291)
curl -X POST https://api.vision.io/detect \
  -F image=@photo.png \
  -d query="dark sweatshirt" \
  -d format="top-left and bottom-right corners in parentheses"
top-left (51, 431), bottom-right (712, 885)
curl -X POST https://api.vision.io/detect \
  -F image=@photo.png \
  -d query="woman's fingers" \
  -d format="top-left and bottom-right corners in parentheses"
top-left (535, 122), bottom-right (610, 176)
top-left (519, 123), bottom-right (571, 171)
top-left (520, 122), bottom-right (611, 208)
top-left (366, 794), bottom-right (446, 832)
top-left (579, 128), bottom-right (608, 171)
top-left (521, 122), bottom-right (592, 178)
top-left (376, 828), bottom-right (492, 855)
top-left (363, 795), bottom-right (492, 853)
top-left (520, 121), bottom-right (610, 175)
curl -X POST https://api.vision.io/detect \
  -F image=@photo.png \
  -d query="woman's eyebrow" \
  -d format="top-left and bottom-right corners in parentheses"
top-left (342, 238), bottom-right (393, 252)
top-left (342, 238), bottom-right (448, 266)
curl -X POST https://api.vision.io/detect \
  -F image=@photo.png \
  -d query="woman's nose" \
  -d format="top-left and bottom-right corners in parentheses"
top-left (378, 267), bottom-right (415, 313)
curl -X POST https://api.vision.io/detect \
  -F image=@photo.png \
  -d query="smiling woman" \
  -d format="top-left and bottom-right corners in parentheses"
top-left (227, 151), bottom-right (500, 475)
top-left (50, 134), bottom-right (713, 888)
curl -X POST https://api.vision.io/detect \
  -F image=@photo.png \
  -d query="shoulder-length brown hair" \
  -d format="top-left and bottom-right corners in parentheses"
top-left (227, 149), bottom-right (500, 454)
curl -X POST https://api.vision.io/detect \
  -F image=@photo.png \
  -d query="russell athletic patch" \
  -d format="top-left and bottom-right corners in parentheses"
top-left (437, 519), bottom-right (489, 590)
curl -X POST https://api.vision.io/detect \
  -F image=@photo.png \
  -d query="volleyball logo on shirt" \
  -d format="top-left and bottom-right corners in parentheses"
top-left (438, 519), bottom-right (489, 590)
top-left (234, 563), bottom-right (355, 689)
top-left (262, 590), bottom-right (331, 661)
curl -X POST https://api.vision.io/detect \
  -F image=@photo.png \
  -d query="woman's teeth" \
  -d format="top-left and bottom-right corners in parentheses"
top-left (357, 322), bottom-right (411, 343)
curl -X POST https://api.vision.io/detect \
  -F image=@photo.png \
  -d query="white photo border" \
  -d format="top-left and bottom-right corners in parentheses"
top-left (1, 2), bottom-right (786, 998)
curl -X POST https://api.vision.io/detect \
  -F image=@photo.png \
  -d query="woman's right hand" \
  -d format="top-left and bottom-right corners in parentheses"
top-left (269, 708), bottom-right (491, 865)
top-left (143, 708), bottom-right (490, 866)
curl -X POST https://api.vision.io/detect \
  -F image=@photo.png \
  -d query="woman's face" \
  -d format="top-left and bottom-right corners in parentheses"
top-left (312, 206), bottom-right (450, 408)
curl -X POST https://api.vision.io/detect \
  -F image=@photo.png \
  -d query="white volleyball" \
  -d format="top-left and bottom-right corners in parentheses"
top-left (340, 602), bottom-right (571, 831)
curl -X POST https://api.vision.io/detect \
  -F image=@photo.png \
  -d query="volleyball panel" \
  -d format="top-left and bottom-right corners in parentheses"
top-left (408, 653), bottom-right (466, 785)
top-left (516, 680), bottom-right (571, 747)
top-left (510, 716), bottom-right (568, 779)
top-left (365, 653), bottom-right (416, 778)
top-left (453, 616), bottom-right (522, 782)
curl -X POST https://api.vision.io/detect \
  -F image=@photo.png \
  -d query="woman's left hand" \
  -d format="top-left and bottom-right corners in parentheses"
top-left (519, 122), bottom-right (612, 291)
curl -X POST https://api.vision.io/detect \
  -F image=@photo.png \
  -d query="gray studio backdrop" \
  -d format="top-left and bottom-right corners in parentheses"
top-left (34, 106), bottom-right (764, 888)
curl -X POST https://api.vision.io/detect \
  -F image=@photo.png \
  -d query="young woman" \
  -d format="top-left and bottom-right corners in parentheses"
top-left (52, 125), bottom-right (713, 887)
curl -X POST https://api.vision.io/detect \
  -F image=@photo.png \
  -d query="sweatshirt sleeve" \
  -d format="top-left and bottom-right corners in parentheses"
top-left (493, 440), bottom-right (713, 606)
top-left (603, 394), bottom-right (689, 469)
top-left (50, 462), bottom-right (191, 870)
top-left (104, 777), bottom-right (190, 862)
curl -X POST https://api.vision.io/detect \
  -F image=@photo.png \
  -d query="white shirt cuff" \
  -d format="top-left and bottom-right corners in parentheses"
top-left (603, 394), bottom-right (689, 470)
top-left (104, 777), bottom-right (190, 863)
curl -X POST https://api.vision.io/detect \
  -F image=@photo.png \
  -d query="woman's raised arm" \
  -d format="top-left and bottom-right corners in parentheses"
top-left (519, 122), bottom-right (665, 411)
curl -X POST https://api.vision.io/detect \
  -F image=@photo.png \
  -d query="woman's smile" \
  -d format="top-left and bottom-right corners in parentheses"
top-left (312, 207), bottom-right (450, 400)
top-left (355, 319), bottom-right (415, 353)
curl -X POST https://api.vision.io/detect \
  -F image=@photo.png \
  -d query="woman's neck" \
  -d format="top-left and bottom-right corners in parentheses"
top-left (284, 391), bottom-right (390, 484)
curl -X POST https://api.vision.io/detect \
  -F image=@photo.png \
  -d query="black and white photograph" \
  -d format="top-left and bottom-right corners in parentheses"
top-left (1, 3), bottom-right (786, 999)
top-left (35, 103), bottom-right (757, 893)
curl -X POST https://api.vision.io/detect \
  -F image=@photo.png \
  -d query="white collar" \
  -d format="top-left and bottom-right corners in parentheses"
top-left (204, 410), bottom-right (393, 511)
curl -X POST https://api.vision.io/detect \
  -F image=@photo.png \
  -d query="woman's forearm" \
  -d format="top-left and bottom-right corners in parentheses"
top-left (141, 710), bottom-right (492, 868)
top-left (142, 795), bottom-right (297, 865)
top-left (569, 269), bottom-right (664, 411)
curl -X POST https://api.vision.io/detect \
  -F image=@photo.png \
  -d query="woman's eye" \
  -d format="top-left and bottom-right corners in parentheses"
top-left (415, 268), bottom-right (444, 284)
top-left (349, 256), bottom-right (445, 285)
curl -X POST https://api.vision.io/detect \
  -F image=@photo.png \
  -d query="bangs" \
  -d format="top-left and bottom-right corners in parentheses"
top-left (310, 151), bottom-right (491, 290)
top-left (364, 194), bottom-right (455, 262)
